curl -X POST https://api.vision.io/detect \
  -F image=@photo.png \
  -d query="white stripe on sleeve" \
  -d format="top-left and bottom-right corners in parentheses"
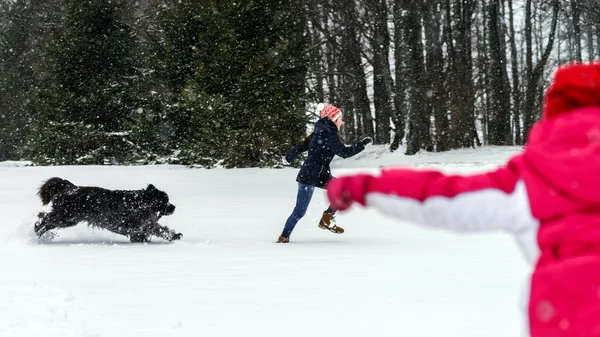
top-left (366, 180), bottom-right (539, 263)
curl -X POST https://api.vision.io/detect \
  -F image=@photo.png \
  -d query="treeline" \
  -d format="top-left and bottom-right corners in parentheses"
top-left (0, 0), bottom-right (598, 166)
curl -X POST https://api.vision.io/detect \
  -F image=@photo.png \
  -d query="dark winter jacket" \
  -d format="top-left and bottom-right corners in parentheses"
top-left (285, 118), bottom-right (365, 188)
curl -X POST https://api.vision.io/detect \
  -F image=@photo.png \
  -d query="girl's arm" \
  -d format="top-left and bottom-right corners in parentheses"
top-left (284, 138), bottom-right (310, 164)
top-left (327, 159), bottom-right (537, 234)
top-left (325, 133), bottom-right (365, 159)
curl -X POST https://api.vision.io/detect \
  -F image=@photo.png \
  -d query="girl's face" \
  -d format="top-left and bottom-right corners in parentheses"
top-left (334, 115), bottom-right (344, 130)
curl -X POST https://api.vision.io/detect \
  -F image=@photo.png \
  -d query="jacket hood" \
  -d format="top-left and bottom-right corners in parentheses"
top-left (524, 107), bottom-right (600, 206)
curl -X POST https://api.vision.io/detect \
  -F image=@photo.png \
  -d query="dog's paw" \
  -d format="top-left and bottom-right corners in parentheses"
top-left (129, 233), bottom-right (150, 243)
top-left (34, 221), bottom-right (44, 233)
top-left (37, 231), bottom-right (57, 243)
top-left (171, 233), bottom-right (183, 241)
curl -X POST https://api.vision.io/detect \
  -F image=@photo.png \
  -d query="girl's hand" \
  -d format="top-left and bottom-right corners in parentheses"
top-left (360, 137), bottom-right (373, 146)
top-left (327, 175), bottom-right (372, 211)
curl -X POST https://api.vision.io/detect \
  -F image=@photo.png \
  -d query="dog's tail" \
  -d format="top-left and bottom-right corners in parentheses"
top-left (37, 177), bottom-right (76, 205)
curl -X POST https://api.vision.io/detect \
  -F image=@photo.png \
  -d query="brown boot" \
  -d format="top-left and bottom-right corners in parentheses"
top-left (276, 236), bottom-right (290, 243)
top-left (318, 211), bottom-right (344, 234)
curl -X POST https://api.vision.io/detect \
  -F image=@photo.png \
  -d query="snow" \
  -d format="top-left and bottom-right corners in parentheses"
top-left (0, 145), bottom-right (531, 337)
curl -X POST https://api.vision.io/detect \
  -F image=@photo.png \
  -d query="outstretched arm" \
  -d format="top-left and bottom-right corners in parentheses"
top-left (325, 133), bottom-right (366, 159)
top-left (327, 161), bottom-right (537, 234)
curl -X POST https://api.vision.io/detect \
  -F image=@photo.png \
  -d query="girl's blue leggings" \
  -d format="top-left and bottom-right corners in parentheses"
top-left (281, 183), bottom-right (335, 238)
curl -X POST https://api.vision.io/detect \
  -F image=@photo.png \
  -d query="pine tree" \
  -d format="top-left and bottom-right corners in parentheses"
top-left (156, 0), bottom-right (309, 167)
top-left (0, 0), bottom-right (31, 160)
top-left (0, 0), bottom-right (60, 160)
top-left (28, 0), bottom-right (140, 165)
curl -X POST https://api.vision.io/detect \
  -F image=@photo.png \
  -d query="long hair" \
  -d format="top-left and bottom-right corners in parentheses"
top-left (301, 132), bottom-right (314, 147)
top-left (300, 119), bottom-right (345, 148)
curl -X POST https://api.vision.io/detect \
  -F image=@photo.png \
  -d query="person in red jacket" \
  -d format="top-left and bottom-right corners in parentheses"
top-left (326, 62), bottom-right (600, 337)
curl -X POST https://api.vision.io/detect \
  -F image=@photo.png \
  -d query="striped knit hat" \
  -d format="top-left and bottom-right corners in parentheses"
top-left (318, 103), bottom-right (342, 121)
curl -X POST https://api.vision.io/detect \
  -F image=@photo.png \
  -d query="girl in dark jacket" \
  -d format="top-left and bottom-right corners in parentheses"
top-left (277, 103), bottom-right (372, 243)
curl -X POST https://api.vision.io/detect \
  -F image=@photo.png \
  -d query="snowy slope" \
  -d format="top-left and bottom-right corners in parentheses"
top-left (0, 145), bottom-right (530, 337)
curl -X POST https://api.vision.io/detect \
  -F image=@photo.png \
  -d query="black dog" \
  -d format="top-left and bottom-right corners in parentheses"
top-left (34, 177), bottom-right (182, 242)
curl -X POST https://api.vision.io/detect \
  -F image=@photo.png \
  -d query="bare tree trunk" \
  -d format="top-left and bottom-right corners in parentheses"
top-left (487, 0), bottom-right (512, 145)
top-left (325, 33), bottom-right (337, 103)
top-left (587, 25), bottom-right (595, 61)
top-left (524, 0), bottom-right (533, 107)
top-left (338, 0), bottom-right (373, 139)
top-left (391, 0), bottom-right (407, 151)
top-left (445, 0), bottom-right (459, 148)
top-left (447, 0), bottom-right (478, 148)
top-left (571, 0), bottom-right (582, 61)
top-left (478, 0), bottom-right (490, 144)
top-left (424, 2), bottom-right (450, 151)
top-left (598, 24), bottom-right (600, 57)
top-left (368, 0), bottom-right (393, 144)
top-left (507, 0), bottom-right (522, 144)
top-left (404, 0), bottom-right (429, 155)
top-left (523, 0), bottom-right (560, 141)
top-left (597, 24), bottom-right (600, 58)
top-left (338, 77), bottom-right (357, 140)
top-left (305, 1), bottom-right (326, 103)
top-left (579, 0), bottom-right (600, 59)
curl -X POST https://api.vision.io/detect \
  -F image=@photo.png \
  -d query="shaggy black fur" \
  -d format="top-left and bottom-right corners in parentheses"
top-left (34, 177), bottom-right (181, 242)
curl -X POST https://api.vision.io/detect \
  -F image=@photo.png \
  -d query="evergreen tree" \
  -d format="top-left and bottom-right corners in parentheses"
top-left (0, 0), bottom-right (60, 160)
top-left (155, 0), bottom-right (309, 167)
top-left (28, 0), bottom-right (140, 165)
top-left (0, 0), bottom-right (31, 160)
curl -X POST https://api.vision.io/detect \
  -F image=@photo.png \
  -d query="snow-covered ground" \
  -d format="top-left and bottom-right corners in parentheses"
top-left (0, 145), bottom-right (531, 337)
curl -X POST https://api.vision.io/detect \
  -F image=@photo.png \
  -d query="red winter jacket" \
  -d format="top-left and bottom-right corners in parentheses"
top-left (335, 107), bottom-right (600, 337)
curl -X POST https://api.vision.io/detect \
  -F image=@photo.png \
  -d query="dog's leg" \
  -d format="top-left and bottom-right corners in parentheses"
top-left (149, 223), bottom-right (182, 242)
top-left (35, 219), bottom-right (56, 237)
top-left (34, 212), bottom-right (46, 232)
top-left (101, 225), bottom-right (148, 243)
top-left (34, 213), bottom-right (56, 237)
top-left (128, 232), bottom-right (151, 243)
top-left (35, 213), bottom-right (77, 237)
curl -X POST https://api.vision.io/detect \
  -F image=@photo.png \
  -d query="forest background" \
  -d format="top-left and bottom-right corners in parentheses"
top-left (0, 0), bottom-right (597, 167)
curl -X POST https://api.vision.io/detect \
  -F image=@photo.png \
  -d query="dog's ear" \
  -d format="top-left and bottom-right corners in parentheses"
top-left (146, 184), bottom-right (156, 191)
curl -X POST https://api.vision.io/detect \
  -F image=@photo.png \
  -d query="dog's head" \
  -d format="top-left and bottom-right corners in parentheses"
top-left (144, 184), bottom-right (176, 217)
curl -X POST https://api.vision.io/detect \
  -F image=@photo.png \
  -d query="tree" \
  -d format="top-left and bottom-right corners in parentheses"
top-left (28, 0), bottom-right (140, 164)
top-left (390, 0), bottom-right (408, 151)
top-left (0, 0), bottom-right (61, 160)
top-left (571, 0), bottom-right (582, 62)
top-left (404, 0), bottom-right (429, 155)
top-left (487, 0), bottom-right (512, 145)
top-left (366, 0), bottom-right (393, 144)
top-left (446, 0), bottom-right (479, 148)
top-left (423, 2), bottom-right (450, 151)
top-left (522, 0), bottom-right (560, 141)
top-left (337, 0), bottom-right (373, 142)
top-left (158, 0), bottom-right (309, 167)
top-left (507, 0), bottom-right (523, 144)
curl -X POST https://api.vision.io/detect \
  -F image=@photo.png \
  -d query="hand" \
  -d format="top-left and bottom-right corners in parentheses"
top-left (326, 174), bottom-right (373, 211)
top-left (359, 137), bottom-right (373, 146)
top-left (282, 156), bottom-right (291, 166)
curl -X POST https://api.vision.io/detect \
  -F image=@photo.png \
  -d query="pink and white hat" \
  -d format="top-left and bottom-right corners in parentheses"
top-left (318, 103), bottom-right (342, 121)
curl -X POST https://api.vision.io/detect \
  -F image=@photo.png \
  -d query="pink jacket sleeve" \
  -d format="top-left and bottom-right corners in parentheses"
top-left (363, 162), bottom-right (538, 235)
